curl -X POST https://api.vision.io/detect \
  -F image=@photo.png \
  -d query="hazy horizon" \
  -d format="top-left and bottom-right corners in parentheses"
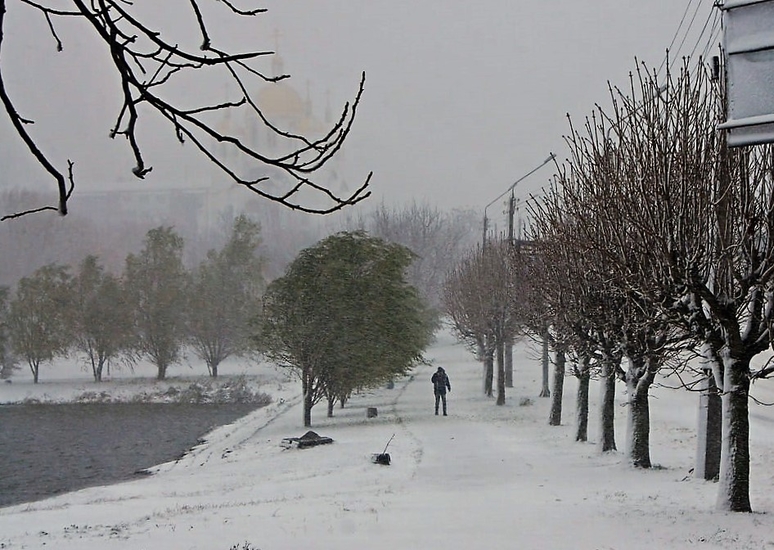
top-left (0, 1), bottom-right (719, 220)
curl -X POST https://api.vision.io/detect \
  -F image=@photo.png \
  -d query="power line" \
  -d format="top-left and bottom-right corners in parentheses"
top-left (699, 11), bottom-right (722, 61)
top-left (658, 0), bottom-right (696, 75)
top-left (482, 154), bottom-right (555, 248)
top-left (674, 0), bottom-right (705, 59)
top-left (689, 6), bottom-right (721, 60)
top-left (484, 154), bottom-right (556, 212)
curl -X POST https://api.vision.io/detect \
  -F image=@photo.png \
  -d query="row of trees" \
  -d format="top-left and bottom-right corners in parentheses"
top-left (524, 59), bottom-right (773, 513)
top-left (0, 215), bottom-right (437, 428)
top-left (438, 57), bottom-right (772, 514)
top-left (443, 240), bottom-right (529, 405)
top-left (1, 216), bottom-right (265, 383)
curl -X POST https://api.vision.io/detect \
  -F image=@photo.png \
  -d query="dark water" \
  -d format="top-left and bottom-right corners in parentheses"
top-left (0, 402), bottom-right (260, 508)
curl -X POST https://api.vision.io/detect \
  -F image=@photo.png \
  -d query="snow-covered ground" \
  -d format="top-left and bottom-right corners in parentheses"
top-left (1, 329), bottom-right (773, 550)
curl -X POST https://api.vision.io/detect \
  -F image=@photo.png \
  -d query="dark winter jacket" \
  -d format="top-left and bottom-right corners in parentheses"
top-left (431, 369), bottom-right (451, 395)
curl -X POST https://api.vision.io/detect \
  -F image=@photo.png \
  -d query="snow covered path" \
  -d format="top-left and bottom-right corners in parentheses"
top-left (1, 330), bottom-right (773, 549)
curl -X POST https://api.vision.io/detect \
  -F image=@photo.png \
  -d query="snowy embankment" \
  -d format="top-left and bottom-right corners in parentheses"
top-left (1, 329), bottom-right (773, 550)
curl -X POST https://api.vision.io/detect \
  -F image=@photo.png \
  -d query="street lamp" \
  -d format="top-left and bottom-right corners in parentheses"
top-left (482, 153), bottom-right (556, 248)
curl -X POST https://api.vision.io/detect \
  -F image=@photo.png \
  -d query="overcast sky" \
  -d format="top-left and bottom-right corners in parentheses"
top-left (0, 1), bottom-right (719, 217)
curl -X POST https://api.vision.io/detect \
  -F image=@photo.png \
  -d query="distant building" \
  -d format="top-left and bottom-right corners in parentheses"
top-left (77, 47), bottom-right (347, 238)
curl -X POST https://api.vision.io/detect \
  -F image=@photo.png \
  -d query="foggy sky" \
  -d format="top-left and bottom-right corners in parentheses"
top-left (0, 1), bottom-right (718, 219)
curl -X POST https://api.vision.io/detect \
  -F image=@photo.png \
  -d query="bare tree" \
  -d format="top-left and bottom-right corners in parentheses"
top-left (0, 1), bottom-right (371, 220)
top-left (528, 201), bottom-right (625, 452)
top-left (537, 57), bottom-right (774, 511)
top-left (598, 61), bottom-right (774, 511)
top-left (443, 240), bottom-right (527, 405)
top-left (348, 201), bottom-right (479, 310)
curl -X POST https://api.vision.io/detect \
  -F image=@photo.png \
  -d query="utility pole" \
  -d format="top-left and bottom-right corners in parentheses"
top-left (480, 153), bottom-right (556, 391)
top-left (507, 193), bottom-right (516, 245)
top-left (482, 153), bottom-right (555, 250)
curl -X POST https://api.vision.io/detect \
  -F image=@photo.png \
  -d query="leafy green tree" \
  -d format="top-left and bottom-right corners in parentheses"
top-left (0, 286), bottom-right (19, 379)
top-left (258, 231), bottom-right (435, 427)
top-left (8, 264), bottom-right (72, 383)
top-left (188, 215), bottom-right (265, 378)
top-left (124, 227), bottom-right (189, 381)
top-left (72, 255), bottom-right (134, 382)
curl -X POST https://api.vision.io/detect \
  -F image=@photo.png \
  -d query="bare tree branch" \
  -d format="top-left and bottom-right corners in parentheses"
top-left (1, 0), bottom-right (370, 219)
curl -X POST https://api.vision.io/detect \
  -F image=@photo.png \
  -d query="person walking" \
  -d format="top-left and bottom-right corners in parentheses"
top-left (431, 366), bottom-right (451, 416)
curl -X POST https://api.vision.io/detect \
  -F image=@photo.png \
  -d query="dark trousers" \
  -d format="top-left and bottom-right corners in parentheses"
top-left (435, 391), bottom-right (447, 415)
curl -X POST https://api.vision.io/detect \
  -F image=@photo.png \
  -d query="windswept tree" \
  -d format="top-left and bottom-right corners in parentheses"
top-left (0, 2), bottom-right (370, 220)
top-left (7, 264), bottom-right (72, 383)
top-left (124, 227), bottom-right (189, 381)
top-left (71, 255), bottom-right (134, 382)
top-left (188, 215), bottom-right (265, 377)
top-left (258, 231), bottom-right (435, 427)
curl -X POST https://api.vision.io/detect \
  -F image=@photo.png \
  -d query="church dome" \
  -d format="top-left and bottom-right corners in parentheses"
top-left (257, 82), bottom-right (306, 122)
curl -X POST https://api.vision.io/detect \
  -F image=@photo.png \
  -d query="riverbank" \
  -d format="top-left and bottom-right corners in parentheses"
top-left (0, 355), bottom-right (290, 405)
top-left (0, 401), bottom-right (265, 508)
top-left (1, 330), bottom-right (773, 549)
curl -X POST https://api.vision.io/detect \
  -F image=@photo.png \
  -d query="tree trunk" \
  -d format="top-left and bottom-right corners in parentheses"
top-left (157, 363), bottom-right (168, 381)
top-left (302, 368), bottom-right (313, 428)
top-left (484, 348), bottom-right (494, 397)
top-left (549, 347), bottom-right (565, 426)
top-left (327, 396), bottom-right (335, 417)
top-left (30, 360), bottom-right (40, 384)
top-left (211, 362), bottom-right (219, 378)
top-left (625, 357), bottom-right (654, 469)
top-left (539, 331), bottom-right (550, 397)
top-left (599, 357), bottom-right (618, 453)
top-left (505, 338), bottom-right (513, 388)
top-left (476, 338), bottom-right (485, 361)
top-left (575, 364), bottom-right (590, 442)
top-left (89, 354), bottom-right (99, 382)
top-left (94, 357), bottom-right (106, 383)
top-left (695, 368), bottom-right (722, 481)
top-left (716, 354), bottom-right (752, 512)
top-left (496, 338), bottom-right (506, 405)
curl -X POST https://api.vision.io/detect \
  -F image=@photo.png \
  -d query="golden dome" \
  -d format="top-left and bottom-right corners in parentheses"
top-left (257, 82), bottom-right (306, 122)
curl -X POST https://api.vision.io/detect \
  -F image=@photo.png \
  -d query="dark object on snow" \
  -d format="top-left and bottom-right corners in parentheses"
top-left (372, 452), bottom-right (391, 465)
top-left (371, 433), bottom-right (395, 465)
top-left (367, 407), bottom-right (378, 418)
top-left (280, 430), bottom-right (334, 449)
